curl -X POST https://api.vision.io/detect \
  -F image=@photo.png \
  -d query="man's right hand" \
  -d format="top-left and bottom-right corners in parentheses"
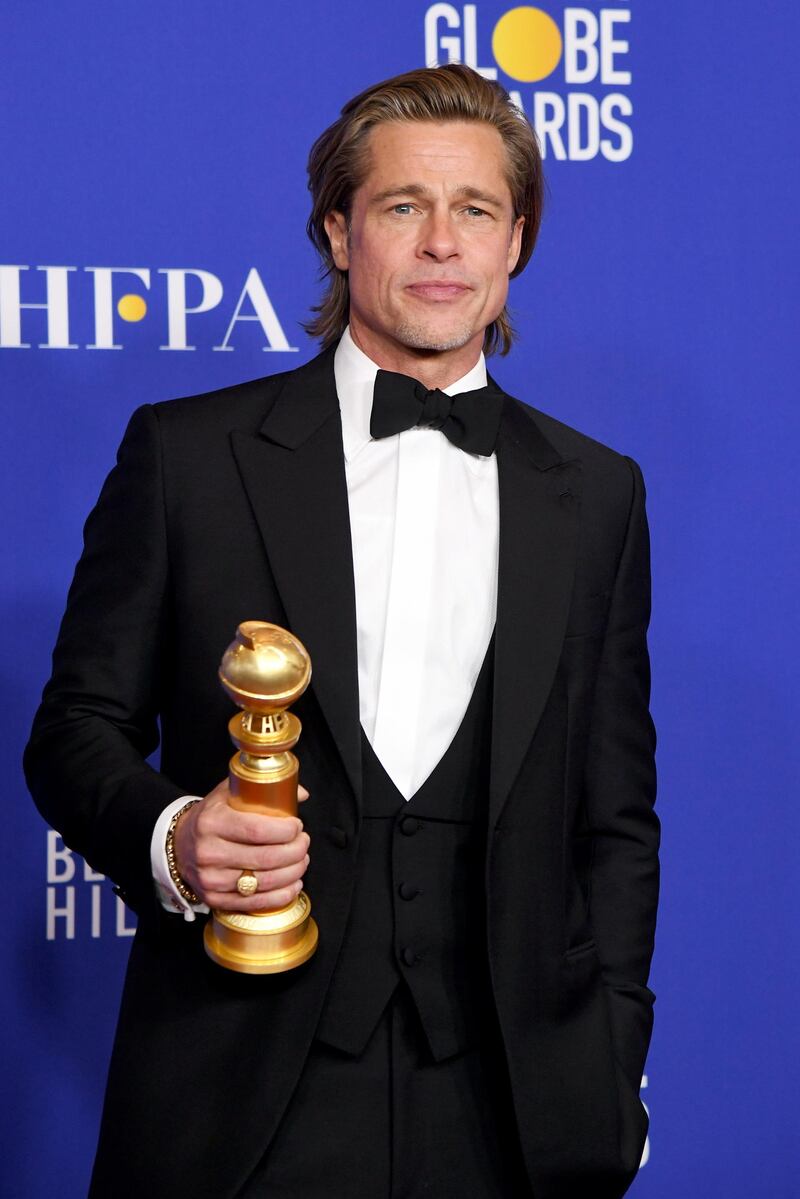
top-left (172, 779), bottom-right (311, 911)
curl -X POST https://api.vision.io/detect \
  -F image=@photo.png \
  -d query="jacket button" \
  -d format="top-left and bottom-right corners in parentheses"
top-left (401, 946), bottom-right (418, 967)
top-left (398, 882), bottom-right (419, 901)
top-left (399, 816), bottom-right (420, 836)
top-left (328, 827), bottom-right (349, 848)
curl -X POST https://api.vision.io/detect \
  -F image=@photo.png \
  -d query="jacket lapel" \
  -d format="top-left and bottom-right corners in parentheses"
top-left (230, 349), bottom-right (362, 803)
top-left (490, 394), bottom-right (582, 829)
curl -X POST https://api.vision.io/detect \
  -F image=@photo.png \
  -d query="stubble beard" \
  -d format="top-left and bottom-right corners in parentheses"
top-left (391, 317), bottom-right (480, 354)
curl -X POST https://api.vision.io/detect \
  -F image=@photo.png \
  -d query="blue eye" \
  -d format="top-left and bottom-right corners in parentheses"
top-left (393, 204), bottom-right (413, 215)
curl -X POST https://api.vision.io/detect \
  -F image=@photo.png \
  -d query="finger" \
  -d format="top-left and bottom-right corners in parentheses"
top-left (203, 878), bottom-right (305, 913)
top-left (202, 778), bottom-right (232, 805)
top-left (195, 830), bottom-right (310, 873)
top-left (199, 805), bottom-right (303, 847)
top-left (203, 855), bottom-right (310, 897)
top-left (298, 785), bottom-right (309, 803)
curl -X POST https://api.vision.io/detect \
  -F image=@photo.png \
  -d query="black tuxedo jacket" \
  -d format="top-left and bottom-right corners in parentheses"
top-left (25, 346), bottom-right (659, 1199)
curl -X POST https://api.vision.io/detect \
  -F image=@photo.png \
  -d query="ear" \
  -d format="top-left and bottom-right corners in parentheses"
top-left (324, 211), bottom-right (350, 270)
top-left (507, 215), bottom-right (524, 274)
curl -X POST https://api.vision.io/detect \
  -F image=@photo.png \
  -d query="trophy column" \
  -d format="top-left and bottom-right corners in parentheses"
top-left (203, 620), bottom-right (319, 974)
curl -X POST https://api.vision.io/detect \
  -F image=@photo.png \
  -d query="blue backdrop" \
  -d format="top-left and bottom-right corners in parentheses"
top-left (3, 2), bottom-right (798, 1195)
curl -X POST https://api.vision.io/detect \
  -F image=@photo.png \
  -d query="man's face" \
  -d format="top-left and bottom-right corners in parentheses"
top-left (325, 120), bottom-right (524, 371)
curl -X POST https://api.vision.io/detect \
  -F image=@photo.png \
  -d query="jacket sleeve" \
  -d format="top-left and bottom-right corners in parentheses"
top-left (584, 456), bottom-right (660, 1091)
top-left (24, 404), bottom-right (185, 915)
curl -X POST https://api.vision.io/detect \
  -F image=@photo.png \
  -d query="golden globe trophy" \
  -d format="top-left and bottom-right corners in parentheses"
top-left (203, 620), bottom-right (319, 974)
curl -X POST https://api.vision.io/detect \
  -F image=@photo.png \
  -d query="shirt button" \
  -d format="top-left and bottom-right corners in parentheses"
top-left (398, 882), bottom-right (419, 901)
top-left (401, 947), bottom-right (418, 967)
top-left (399, 816), bottom-right (420, 836)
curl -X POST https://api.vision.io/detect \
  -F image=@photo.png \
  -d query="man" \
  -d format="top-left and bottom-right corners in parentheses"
top-left (25, 64), bottom-right (659, 1199)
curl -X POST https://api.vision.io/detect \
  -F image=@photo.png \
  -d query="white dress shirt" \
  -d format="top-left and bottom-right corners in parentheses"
top-left (152, 326), bottom-right (499, 917)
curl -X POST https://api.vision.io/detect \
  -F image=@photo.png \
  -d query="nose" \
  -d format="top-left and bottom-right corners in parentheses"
top-left (418, 207), bottom-right (460, 262)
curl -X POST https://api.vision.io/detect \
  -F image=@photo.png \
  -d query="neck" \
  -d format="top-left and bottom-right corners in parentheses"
top-left (348, 320), bottom-right (483, 391)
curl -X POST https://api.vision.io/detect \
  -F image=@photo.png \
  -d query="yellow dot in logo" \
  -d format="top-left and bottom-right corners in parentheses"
top-left (117, 294), bottom-right (147, 322)
top-left (492, 6), bottom-right (563, 83)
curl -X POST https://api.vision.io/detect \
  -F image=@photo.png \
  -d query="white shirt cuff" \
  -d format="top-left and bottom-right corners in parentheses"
top-left (151, 796), bottom-right (210, 922)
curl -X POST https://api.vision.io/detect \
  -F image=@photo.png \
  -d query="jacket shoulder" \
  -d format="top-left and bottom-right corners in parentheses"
top-left (148, 345), bottom-right (335, 438)
top-left (510, 397), bottom-right (636, 475)
top-left (502, 396), bottom-right (644, 533)
top-left (149, 365), bottom-right (294, 437)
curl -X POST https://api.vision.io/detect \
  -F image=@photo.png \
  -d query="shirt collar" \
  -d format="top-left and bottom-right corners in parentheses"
top-left (334, 325), bottom-right (489, 463)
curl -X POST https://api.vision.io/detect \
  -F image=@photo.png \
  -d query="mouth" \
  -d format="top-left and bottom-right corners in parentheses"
top-left (405, 282), bottom-right (472, 302)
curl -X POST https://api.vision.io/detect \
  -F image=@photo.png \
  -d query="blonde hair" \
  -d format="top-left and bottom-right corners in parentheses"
top-left (305, 63), bottom-right (544, 356)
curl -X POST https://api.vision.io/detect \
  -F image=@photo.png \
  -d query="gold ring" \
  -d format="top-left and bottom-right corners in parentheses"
top-left (236, 870), bottom-right (258, 897)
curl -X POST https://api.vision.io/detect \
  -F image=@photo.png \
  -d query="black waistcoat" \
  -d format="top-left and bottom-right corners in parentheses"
top-left (315, 642), bottom-right (494, 1062)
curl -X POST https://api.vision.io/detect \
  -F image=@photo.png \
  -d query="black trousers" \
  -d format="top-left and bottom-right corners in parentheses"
top-left (239, 987), bottom-right (533, 1198)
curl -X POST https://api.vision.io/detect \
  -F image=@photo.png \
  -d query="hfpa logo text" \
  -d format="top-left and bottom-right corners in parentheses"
top-left (0, 265), bottom-right (298, 351)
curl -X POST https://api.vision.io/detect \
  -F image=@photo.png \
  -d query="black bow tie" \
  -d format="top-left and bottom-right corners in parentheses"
top-left (370, 369), bottom-right (503, 457)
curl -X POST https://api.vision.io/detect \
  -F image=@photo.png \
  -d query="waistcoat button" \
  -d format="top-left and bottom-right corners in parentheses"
top-left (401, 947), bottom-right (418, 967)
top-left (399, 816), bottom-right (420, 836)
top-left (398, 882), bottom-right (419, 901)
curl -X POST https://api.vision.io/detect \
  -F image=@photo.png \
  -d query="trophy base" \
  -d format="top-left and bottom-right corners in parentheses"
top-left (204, 890), bottom-right (318, 974)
